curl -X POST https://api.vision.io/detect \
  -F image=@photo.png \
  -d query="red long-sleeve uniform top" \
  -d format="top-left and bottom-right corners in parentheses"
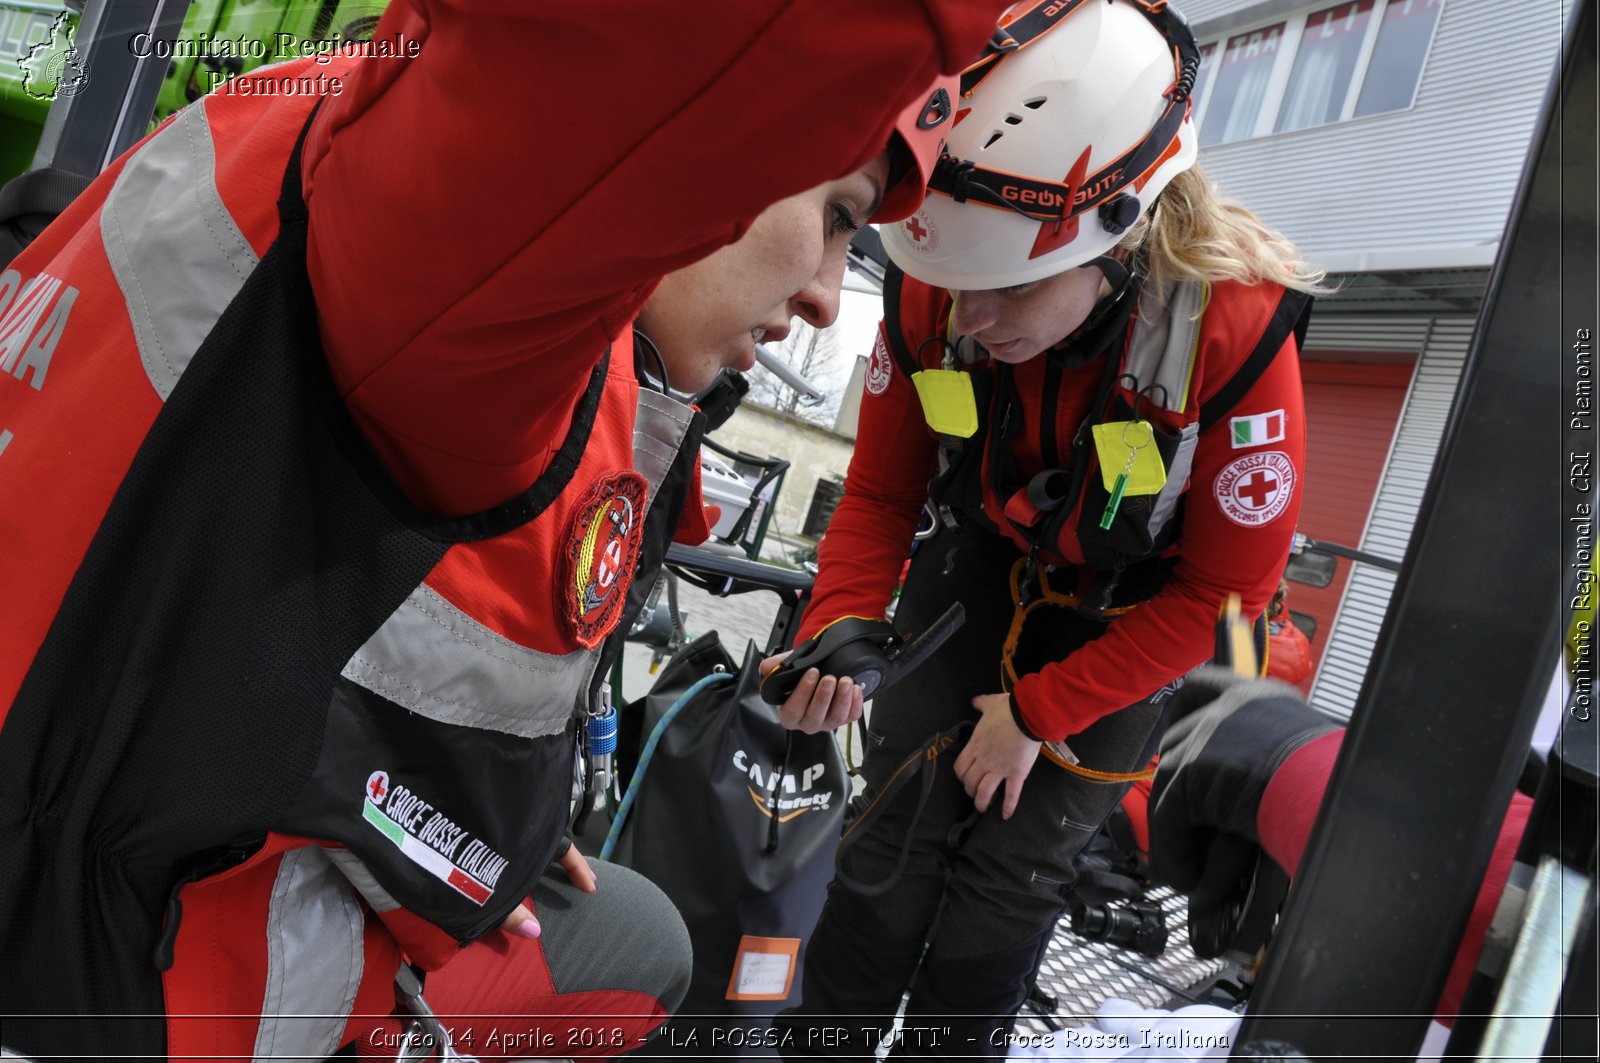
top-left (0, 0), bottom-right (1005, 712)
top-left (300, 0), bottom-right (1002, 518)
top-left (1260, 732), bottom-right (1532, 1021)
top-left (801, 275), bottom-right (1307, 741)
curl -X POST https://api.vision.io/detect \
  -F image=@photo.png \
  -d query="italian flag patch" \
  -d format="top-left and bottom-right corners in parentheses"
top-left (361, 771), bottom-right (507, 906)
top-left (1230, 409), bottom-right (1286, 449)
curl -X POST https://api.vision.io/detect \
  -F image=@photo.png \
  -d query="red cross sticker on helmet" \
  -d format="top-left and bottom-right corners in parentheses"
top-left (901, 210), bottom-right (939, 254)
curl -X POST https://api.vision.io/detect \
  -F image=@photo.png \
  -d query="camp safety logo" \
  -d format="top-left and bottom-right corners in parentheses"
top-left (866, 331), bottom-right (894, 396)
top-left (361, 771), bottom-right (508, 906)
top-left (733, 749), bottom-right (837, 822)
top-left (1214, 451), bottom-right (1295, 527)
top-left (562, 470), bottom-right (648, 648)
top-left (900, 209), bottom-right (938, 253)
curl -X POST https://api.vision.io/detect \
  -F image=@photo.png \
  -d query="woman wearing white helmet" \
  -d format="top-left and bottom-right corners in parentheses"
top-left (0, 0), bottom-right (994, 1057)
top-left (772, 0), bottom-right (1326, 1052)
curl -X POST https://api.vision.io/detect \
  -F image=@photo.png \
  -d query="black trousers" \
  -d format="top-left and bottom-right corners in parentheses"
top-left (776, 529), bottom-right (1174, 1059)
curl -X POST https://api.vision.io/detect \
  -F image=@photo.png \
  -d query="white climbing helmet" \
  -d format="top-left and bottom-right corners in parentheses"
top-left (883, 0), bottom-right (1201, 291)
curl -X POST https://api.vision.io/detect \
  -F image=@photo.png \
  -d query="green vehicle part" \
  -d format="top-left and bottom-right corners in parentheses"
top-left (0, 0), bottom-right (390, 186)
top-left (0, 1), bottom-right (71, 180)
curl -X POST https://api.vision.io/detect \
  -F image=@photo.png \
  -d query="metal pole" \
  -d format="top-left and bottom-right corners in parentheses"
top-left (1234, 0), bottom-right (1597, 1055)
top-left (1476, 860), bottom-right (1594, 1059)
top-left (1294, 534), bottom-right (1403, 573)
top-left (30, 1), bottom-right (191, 178)
top-left (754, 344), bottom-right (826, 402)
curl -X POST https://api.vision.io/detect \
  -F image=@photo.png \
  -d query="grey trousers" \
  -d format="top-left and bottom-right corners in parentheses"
top-left (778, 529), bottom-right (1174, 1059)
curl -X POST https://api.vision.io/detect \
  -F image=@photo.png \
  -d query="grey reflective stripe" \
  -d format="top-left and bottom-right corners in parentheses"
top-left (343, 583), bottom-right (591, 739)
top-left (325, 847), bottom-right (401, 913)
top-left (1146, 421), bottom-right (1199, 533)
top-left (634, 388), bottom-right (696, 502)
top-left (343, 391), bottom-right (691, 739)
top-left (1124, 279), bottom-right (1205, 413)
top-left (100, 97), bottom-right (259, 401)
top-left (253, 847), bottom-right (364, 1063)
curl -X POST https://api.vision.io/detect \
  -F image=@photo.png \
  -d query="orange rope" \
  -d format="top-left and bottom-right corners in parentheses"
top-left (1000, 559), bottom-right (1153, 785)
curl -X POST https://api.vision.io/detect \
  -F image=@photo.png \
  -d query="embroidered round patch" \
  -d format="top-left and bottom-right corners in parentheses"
top-left (561, 470), bottom-right (648, 648)
top-left (1214, 451), bottom-right (1296, 527)
top-left (900, 209), bottom-right (938, 253)
top-left (866, 331), bottom-right (894, 396)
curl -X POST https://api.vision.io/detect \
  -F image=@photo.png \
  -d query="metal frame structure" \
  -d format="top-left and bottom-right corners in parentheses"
top-left (663, 542), bottom-right (814, 653)
top-left (1235, 0), bottom-right (1598, 1056)
top-left (28, 1), bottom-right (189, 178)
top-left (19, 0), bottom-right (1598, 1054)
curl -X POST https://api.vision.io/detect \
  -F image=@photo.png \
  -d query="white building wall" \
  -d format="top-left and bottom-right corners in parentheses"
top-left (705, 402), bottom-right (854, 555)
top-left (1183, 0), bottom-right (1572, 272)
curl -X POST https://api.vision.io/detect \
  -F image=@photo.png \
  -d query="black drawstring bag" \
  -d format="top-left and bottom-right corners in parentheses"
top-left (608, 631), bottom-right (848, 1046)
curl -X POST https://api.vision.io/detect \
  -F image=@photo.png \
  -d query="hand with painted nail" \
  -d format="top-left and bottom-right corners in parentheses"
top-left (501, 839), bottom-right (598, 942)
top-left (501, 903), bottom-right (542, 941)
top-left (760, 651), bottom-right (865, 734)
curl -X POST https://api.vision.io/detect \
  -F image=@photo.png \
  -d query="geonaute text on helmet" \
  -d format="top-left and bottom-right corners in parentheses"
top-left (128, 32), bottom-right (420, 62)
top-left (1002, 186), bottom-right (1069, 208)
top-left (999, 168), bottom-right (1125, 209)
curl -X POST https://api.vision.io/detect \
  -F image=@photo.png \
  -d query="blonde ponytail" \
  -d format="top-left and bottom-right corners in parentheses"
top-left (1120, 165), bottom-right (1332, 296)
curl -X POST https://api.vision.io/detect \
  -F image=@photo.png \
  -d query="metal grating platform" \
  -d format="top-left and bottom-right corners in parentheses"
top-left (1015, 886), bottom-right (1233, 1033)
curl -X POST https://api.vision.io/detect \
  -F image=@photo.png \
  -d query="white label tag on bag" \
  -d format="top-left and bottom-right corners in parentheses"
top-left (725, 935), bottom-right (800, 1000)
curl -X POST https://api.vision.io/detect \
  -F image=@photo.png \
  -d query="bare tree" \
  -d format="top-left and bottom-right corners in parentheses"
top-left (744, 319), bottom-right (845, 425)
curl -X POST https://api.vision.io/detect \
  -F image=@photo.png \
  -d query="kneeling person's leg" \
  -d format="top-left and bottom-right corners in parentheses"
top-left (414, 860), bottom-right (691, 1058)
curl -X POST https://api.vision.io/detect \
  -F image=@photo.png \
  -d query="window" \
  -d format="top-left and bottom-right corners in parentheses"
top-left (801, 478), bottom-right (845, 538)
top-left (1191, 41), bottom-right (1220, 114)
top-left (1276, 1), bottom-right (1376, 133)
top-left (1354, 0), bottom-right (1445, 117)
top-left (1284, 551), bottom-right (1336, 587)
top-left (1289, 609), bottom-right (1319, 642)
top-left (1192, 0), bottom-right (1445, 145)
top-left (1200, 23), bottom-right (1286, 146)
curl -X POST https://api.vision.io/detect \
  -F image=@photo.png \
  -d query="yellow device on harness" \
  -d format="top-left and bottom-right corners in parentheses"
top-left (1091, 420), bottom-right (1167, 495)
top-left (912, 369), bottom-right (980, 438)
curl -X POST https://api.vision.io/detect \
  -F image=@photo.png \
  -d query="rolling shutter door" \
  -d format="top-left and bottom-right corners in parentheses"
top-left (1292, 361), bottom-right (1414, 682)
top-left (1306, 316), bottom-right (1476, 720)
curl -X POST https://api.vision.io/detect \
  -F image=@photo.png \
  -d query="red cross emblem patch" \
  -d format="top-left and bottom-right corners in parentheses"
top-left (562, 470), bottom-right (648, 648)
top-left (901, 210), bottom-right (937, 253)
top-left (866, 331), bottom-right (894, 396)
top-left (1214, 451), bottom-right (1296, 527)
